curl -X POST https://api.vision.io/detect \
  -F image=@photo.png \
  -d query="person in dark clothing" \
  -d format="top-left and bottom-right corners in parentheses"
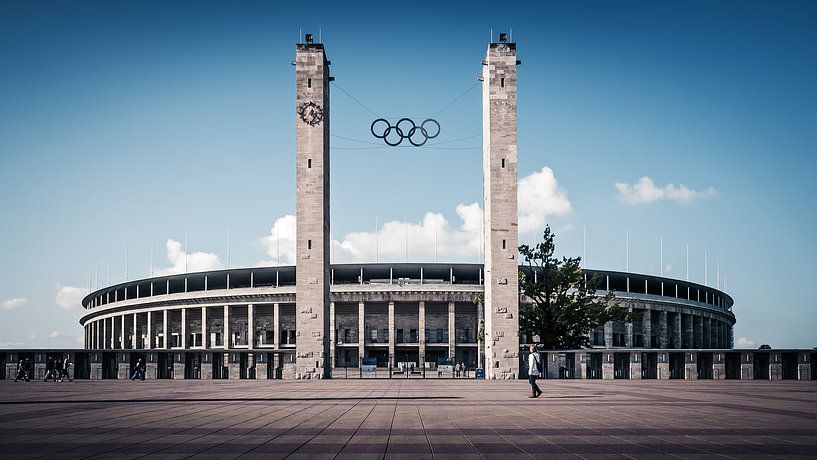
top-left (22, 358), bottom-right (32, 382)
top-left (43, 357), bottom-right (54, 382)
top-left (59, 357), bottom-right (73, 382)
top-left (131, 358), bottom-right (145, 381)
top-left (14, 360), bottom-right (24, 382)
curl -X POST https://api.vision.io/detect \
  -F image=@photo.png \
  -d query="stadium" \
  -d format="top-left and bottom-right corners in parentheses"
top-left (77, 263), bottom-right (738, 381)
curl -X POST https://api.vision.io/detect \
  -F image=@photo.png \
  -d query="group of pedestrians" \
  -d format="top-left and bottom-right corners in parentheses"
top-left (13, 356), bottom-right (72, 382)
top-left (43, 355), bottom-right (72, 382)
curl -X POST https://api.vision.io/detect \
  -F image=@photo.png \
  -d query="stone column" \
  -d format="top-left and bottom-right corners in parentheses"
top-left (95, 320), bottom-right (101, 349)
top-left (703, 317), bottom-right (711, 348)
top-left (358, 301), bottom-right (365, 364)
top-left (448, 301), bottom-right (456, 361)
top-left (713, 351), bottom-right (725, 379)
top-left (146, 311), bottom-right (152, 350)
top-left (695, 315), bottom-right (703, 349)
top-left (273, 303), bottom-right (281, 349)
top-left (180, 308), bottom-right (187, 349)
top-left (482, 38), bottom-right (520, 379)
top-left (659, 311), bottom-right (668, 348)
top-left (741, 352), bottom-right (754, 379)
top-left (546, 352), bottom-right (559, 379)
top-left (102, 319), bottom-right (107, 350)
top-left (576, 352), bottom-right (587, 379)
top-left (202, 307), bottom-right (208, 349)
top-left (657, 352), bottom-right (670, 379)
top-left (418, 301), bottom-right (426, 366)
top-left (388, 301), bottom-right (395, 367)
top-left (120, 315), bottom-right (125, 349)
top-left (248, 304), bottom-right (255, 350)
top-left (715, 321), bottom-right (723, 348)
top-left (163, 310), bottom-right (168, 349)
top-left (769, 352), bottom-right (782, 380)
top-left (683, 314), bottom-right (693, 349)
top-left (684, 351), bottom-right (698, 379)
top-left (133, 313), bottom-right (138, 349)
top-left (224, 305), bottom-right (230, 349)
top-left (625, 308), bottom-right (634, 348)
top-left (603, 321), bottom-right (613, 348)
top-left (673, 313), bottom-right (682, 349)
top-left (798, 352), bottom-right (811, 380)
top-left (629, 351), bottom-right (642, 379)
top-left (642, 309), bottom-right (652, 348)
top-left (294, 40), bottom-right (331, 379)
top-left (602, 352), bottom-right (614, 379)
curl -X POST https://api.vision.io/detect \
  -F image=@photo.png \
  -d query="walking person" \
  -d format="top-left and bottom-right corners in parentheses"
top-left (13, 360), bottom-right (24, 382)
top-left (59, 356), bottom-right (73, 382)
top-left (528, 345), bottom-right (542, 398)
top-left (131, 358), bottom-right (145, 381)
top-left (455, 362), bottom-right (461, 378)
top-left (22, 358), bottom-right (32, 382)
top-left (43, 357), bottom-right (56, 382)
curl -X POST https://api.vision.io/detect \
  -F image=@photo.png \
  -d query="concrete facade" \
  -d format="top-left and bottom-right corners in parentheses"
top-left (294, 42), bottom-right (331, 379)
top-left (482, 40), bottom-right (520, 380)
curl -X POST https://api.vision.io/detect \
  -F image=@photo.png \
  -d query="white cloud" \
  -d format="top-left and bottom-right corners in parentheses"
top-left (518, 166), bottom-right (572, 234)
top-left (259, 215), bottom-right (297, 266)
top-left (155, 239), bottom-right (222, 275)
top-left (615, 176), bottom-right (716, 205)
top-left (48, 331), bottom-right (64, 339)
top-left (259, 167), bottom-right (572, 264)
top-left (1, 297), bottom-right (27, 310)
top-left (55, 285), bottom-right (89, 310)
top-left (735, 337), bottom-right (755, 348)
top-left (0, 341), bottom-right (23, 348)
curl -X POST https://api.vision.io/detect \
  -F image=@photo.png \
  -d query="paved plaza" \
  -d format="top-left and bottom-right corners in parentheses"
top-left (0, 379), bottom-right (815, 459)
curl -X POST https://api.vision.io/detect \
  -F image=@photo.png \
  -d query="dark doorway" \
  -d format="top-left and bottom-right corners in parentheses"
top-left (73, 353), bottom-right (91, 379)
top-left (102, 352), bottom-right (118, 379)
top-left (669, 352), bottom-right (684, 379)
top-left (697, 353), bottom-right (713, 379)
top-left (587, 353), bottom-right (602, 379)
top-left (782, 353), bottom-right (798, 380)
top-left (562, 353), bottom-right (575, 379)
top-left (0, 353), bottom-right (5, 380)
top-left (239, 353), bottom-right (249, 379)
top-left (812, 354), bottom-right (817, 380)
top-left (367, 350), bottom-right (389, 368)
top-left (725, 352), bottom-right (741, 379)
top-left (157, 352), bottom-right (172, 379)
top-left (212, 352), bottom-right (225, 379)
top-left (641, 353), bottom-right (657, 379)
top-left (185, 353), bottom-right (200, 379)
top-left (754, 353), bottom-right (770, 379)
top-left (614, 353), bottom-right (630, 379)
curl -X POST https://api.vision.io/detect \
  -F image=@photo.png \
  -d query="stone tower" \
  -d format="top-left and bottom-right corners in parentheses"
top-left (482, 38), bottom-right (520, 379)
top-left (294, 39), bottom-right (331, 379)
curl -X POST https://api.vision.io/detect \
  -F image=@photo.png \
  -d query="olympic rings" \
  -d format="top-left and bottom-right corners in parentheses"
top-left (370, 118), bottom-right (441, 147)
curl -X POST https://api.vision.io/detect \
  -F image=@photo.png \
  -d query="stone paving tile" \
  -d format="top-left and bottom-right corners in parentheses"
top-left (0, 379), bottom-right (816, 458)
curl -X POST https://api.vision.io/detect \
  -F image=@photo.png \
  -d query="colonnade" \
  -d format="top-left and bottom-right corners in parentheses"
top-left (85, 303), bottom-right (285, 352)
top-left (597, 309), bottom-right (733, 349)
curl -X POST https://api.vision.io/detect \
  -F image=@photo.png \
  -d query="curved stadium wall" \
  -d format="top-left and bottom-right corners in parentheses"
top-left (80, 263), bottom-right (735, 377)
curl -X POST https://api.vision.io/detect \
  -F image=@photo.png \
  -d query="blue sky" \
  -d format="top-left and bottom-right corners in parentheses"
top-left (0, 1), bottom-right (815, 348)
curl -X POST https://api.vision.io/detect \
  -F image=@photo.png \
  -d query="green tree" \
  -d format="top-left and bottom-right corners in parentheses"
top-left (519, 226), bottom-right (632, 349)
